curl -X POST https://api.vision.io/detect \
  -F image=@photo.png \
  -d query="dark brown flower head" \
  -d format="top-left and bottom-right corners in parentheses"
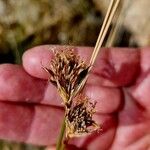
top-left (44, 47), bottom-right (90, 105)
top-left (65, 95), bottom-right (99, 138)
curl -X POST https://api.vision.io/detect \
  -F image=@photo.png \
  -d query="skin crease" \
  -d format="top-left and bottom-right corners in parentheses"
top-left (0, 45), bottom-right (149, 150)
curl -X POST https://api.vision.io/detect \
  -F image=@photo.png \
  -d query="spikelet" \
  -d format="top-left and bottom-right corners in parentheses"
top-left (44, 47), bottom-right (90, 105)
top-left (65, 95), bottom-right (99, 138)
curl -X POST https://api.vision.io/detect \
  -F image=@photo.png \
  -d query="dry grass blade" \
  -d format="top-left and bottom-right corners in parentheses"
top-left (106, 0), bottom-right (131, 47)
top-left (105, 1), bottom-right (123, 47)
top-left (89, 0), bottom-right (114, 65)
top-left (75, 0), bottom-right (121, 95)
top-left (89, 0), bottom-right (121, 67)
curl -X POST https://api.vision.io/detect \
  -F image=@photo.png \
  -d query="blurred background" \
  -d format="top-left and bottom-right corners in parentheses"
top-left (0, 0), bottom-right (150, 149)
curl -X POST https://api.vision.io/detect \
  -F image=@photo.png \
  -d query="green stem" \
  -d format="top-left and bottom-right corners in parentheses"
top-left (60, 144), bottom-right (65, 150)
top-left (56, 117), bottom-right (66, 150)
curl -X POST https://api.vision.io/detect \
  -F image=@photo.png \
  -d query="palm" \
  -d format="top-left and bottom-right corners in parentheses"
top-left (0, 46), bottom-right (149, 150)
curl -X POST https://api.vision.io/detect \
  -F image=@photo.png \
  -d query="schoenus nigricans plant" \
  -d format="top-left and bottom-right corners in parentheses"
top-left (44, 0), bottom-right (121, 149)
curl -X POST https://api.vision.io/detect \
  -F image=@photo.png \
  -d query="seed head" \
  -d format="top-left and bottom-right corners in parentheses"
top-left (44, 47), bottom-right (89, 105)
top-left (65, 95), bottom-right (99, 138)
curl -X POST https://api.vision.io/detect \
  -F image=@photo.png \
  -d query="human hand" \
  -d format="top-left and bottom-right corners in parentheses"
top-left (0, 45), bottom-right (149, 150)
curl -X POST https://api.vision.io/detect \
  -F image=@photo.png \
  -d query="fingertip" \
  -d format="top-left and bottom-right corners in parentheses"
top-left (23, 45), bottom-right (53, 79)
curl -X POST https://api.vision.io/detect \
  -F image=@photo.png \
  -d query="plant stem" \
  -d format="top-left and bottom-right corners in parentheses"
top-left (89, 0), bottom-right (121, 67)
top-left (60, 143), bottom-right (65, 150)
top-left (56, 117), bottom-right (66, 150)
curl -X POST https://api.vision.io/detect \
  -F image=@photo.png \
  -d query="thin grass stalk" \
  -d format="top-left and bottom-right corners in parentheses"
top-left (105, 1), bottom-right (123, 47)
top-left (89, 0), bottom-right (114, 65)
top-left (89, 0), bottom-right (121, 67)
top-left (56, 117), bottom-right (66, 150)
top-left (77, 0), bottom-right (121, 95)
top-left (78, 0), bottom-right (121, 94)
top-left (105, 0), bottom-right (131, 47)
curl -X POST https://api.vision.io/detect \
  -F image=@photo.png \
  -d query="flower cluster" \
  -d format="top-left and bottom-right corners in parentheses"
top-left (44, 47), bottom-right (99, 138)
top-left (65, 95), bottom-right (99, 138)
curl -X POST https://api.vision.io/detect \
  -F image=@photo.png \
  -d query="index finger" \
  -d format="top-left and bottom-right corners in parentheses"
top-left (22, 45), bottom-right (140, 87)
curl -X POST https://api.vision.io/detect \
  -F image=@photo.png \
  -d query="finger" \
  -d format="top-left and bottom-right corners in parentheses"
top-left (0, 101), bottom-right (63, 146)
top-left (22, 45), bottom-right (92, 80)
top-left (0, 64), bottom-right (121, 113)
top-left (129, 48), bottom-right (150, 111)
top-left (0, 64), bottom-right (50, 104)
top-left (22, 45), bottom-right (140, 87)
top-left (130, 70), bottom-right (150, 112)
top-left (0, 101), bottom-right (116, 148)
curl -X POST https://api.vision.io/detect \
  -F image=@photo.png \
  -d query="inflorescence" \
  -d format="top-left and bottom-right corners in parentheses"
top-left (44, 47), bottom-right (99, 139)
